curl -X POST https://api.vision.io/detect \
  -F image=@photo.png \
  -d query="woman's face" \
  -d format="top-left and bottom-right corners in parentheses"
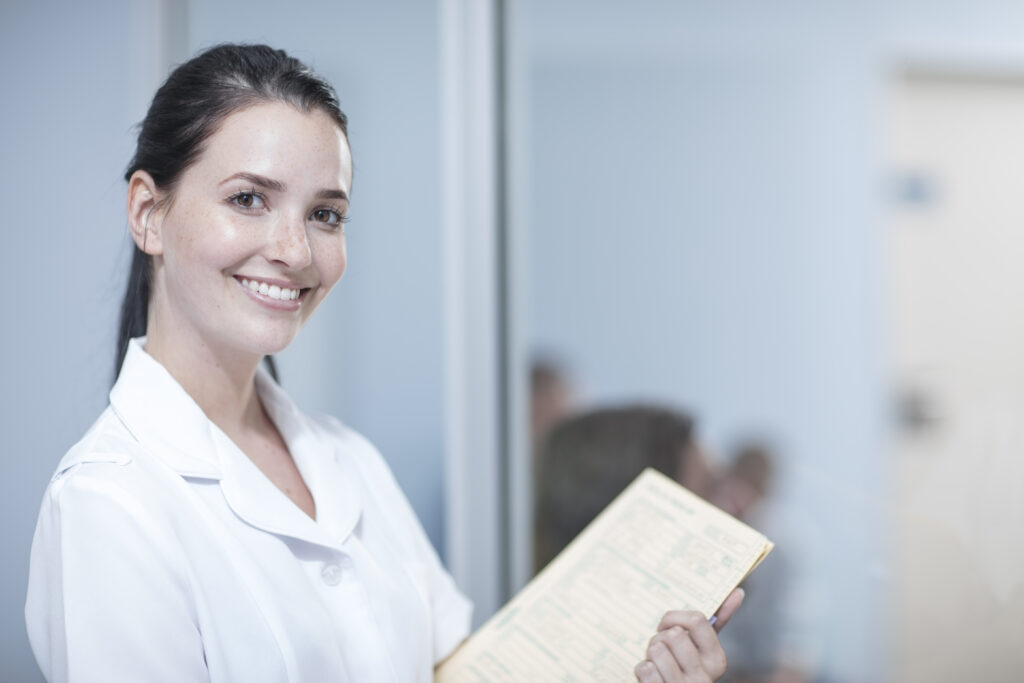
top-left (147, 101), bottom-right (353, 361)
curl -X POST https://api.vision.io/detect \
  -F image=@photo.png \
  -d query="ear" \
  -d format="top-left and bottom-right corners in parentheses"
top-left (126, 170), bottom-right (165, 255)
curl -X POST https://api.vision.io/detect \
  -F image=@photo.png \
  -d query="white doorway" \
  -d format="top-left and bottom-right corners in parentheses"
top-left (886, 70), bottom-right (1024, 682)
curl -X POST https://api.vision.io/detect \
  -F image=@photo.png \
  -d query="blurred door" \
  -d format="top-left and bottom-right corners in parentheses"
top-left (887, 72), bottom-right (1024, 682)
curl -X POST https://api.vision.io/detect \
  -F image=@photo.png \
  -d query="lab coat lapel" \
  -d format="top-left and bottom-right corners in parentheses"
top-left (289, 427), bottom-right (363, 546)
top-left (113, 339), bottom-right (350, 551)
top-left (109, 339), bottom-right (222, 480)
top-left (209, 372), bottom-right (350, 551)
top-left (255, 369), bottom-right (363, 546)
top-left (213, 430), bottom-right (338, 549)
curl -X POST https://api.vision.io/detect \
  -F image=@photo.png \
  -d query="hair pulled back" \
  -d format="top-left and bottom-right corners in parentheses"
top-left (116, 43), bottom-right (349, 380)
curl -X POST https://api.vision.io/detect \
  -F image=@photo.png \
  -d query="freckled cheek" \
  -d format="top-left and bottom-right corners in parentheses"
top-left (164, 211), bottom-right (251, 268)
top-left (186, 233), bottom-right (255, 274)
top-left (315, 238), bottom-right (348, 289)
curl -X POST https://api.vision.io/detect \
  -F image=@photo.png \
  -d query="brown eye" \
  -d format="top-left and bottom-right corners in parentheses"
top-left (229, 191), bottom-right (264, 210)
top-left (312, 208), bottom-right (343, 226)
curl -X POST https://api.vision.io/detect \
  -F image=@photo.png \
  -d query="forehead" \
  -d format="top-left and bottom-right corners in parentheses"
top-left (192, 101), bottom-right (353, 192)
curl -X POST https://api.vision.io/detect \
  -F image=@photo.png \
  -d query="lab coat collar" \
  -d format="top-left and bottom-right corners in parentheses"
top-left (110, 338), bottom-right (362, 550)
top-left (239, 364), bottom-right (363, 546)
top-left (109, 338), bottom-right (224, 479)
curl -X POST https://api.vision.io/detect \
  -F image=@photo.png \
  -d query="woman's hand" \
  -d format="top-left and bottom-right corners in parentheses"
top-left (634, 588), bottom-right (745, 683)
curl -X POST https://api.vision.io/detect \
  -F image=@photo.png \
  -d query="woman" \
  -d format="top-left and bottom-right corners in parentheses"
top-left (25, 44), bottom-right (740, 682)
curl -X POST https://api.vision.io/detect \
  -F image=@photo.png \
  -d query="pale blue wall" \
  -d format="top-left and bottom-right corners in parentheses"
top-left (2, 2), bottom-right (136, 680)
top-left (517, 1), bottom-right (1024, 681)
top-left (1, 2), bottom-right (447, 680)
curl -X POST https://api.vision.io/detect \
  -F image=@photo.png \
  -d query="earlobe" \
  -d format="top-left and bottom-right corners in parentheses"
top-left (126, 170), bottom-right (165, 255)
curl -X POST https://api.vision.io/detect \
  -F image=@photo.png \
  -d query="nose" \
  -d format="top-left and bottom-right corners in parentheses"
top-left (268, 213), bottom-right (313, 269)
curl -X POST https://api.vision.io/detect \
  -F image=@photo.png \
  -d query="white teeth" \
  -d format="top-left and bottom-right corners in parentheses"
top-left (240, 278), bottom-right (301, 301)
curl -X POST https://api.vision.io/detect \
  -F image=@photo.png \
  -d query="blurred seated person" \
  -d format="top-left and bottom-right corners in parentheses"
top-left (712, 443), bottom-right (821, 683)
top-left (533, 404), bottom-right (709, 575)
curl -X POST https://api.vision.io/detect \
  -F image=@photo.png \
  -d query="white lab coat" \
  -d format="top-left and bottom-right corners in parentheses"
top-left (25, 338), bottom-right (472, 683)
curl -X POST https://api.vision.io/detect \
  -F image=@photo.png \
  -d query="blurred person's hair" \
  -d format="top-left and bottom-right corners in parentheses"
top-left (533, 404), bottom-right (701, 574)
top-left (116, 43), bottom-right (350, 381)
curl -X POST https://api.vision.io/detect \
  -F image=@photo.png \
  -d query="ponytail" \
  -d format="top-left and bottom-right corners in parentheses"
top-left (114, 248), bottom-right (152, 382)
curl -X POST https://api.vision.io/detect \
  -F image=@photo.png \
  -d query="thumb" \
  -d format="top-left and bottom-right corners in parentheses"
top-left (711, 587), bottom-right (745, 632)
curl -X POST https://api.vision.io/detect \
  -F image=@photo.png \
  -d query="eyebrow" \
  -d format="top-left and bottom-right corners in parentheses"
top-left (220, 172), bottom-right (349, 202)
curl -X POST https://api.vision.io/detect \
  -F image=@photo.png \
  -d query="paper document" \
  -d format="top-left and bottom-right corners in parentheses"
top-left (436, 468), bottom-right (773, 682)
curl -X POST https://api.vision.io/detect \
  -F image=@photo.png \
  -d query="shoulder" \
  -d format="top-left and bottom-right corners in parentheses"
top-left (51, 406), bottom-right (139, 478)
top-left (26, 406), bottom-right (204, 681)
top-left (54, 405), bottom-right (143, 471)
top-left (37, 407), bottom-right (180, 544)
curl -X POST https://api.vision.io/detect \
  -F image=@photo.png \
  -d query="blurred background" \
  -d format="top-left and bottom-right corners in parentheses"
top-left (4, 1), bottom-right (1024, 681)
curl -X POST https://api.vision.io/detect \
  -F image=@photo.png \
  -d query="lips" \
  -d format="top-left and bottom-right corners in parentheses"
top-left (237, 277), bottom-right (305, 301)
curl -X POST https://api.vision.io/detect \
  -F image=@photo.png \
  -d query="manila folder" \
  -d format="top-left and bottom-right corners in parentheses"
top-left (435, 467), bottom-right (774, 682)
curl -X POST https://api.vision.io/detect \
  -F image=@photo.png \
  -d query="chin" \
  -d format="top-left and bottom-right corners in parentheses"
top-left (241, 327), bottom-right (302, 358)
top-left (260, 337), bottom-right (299, 357)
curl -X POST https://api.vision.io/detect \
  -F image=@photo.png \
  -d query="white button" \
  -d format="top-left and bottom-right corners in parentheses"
top-left (321, 562), bottom-right (343, 586)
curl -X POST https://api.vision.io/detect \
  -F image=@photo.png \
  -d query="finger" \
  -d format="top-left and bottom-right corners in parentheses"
top-left (657, 626), bottom-right (708, 676)
top-left (654, 612), bottom-right (727, 678)
top-left (711, 588), bottom-right (745, 632)
top-left (635, 659), bottom-right (664, 683)
top-left (657, 589), bottom-right (747, 634)
top-left (657, 609), bottom-right (708, 633)
top-left (647, 640), bottom-right (687, 683)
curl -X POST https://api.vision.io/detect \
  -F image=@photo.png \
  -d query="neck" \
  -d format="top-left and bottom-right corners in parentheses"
top-left (144, 322), bottom-right (265, 437)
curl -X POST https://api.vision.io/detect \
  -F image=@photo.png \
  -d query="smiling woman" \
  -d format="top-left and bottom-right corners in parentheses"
top-left (23, 41), bottom-right (743, 683)
top-left (129, 102), bottom-right (351, 369)
top-left (23, 44), bottom-right (470, 683)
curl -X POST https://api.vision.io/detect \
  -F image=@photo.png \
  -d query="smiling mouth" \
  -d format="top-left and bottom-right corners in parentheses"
top-left (237, 277), bottom-right (308, 302)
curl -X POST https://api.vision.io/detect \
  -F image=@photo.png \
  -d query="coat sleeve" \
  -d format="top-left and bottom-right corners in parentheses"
top-left (386, 478), bottom-right (474, 665)
top-left (25, 465), bottom-right (208, 683)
